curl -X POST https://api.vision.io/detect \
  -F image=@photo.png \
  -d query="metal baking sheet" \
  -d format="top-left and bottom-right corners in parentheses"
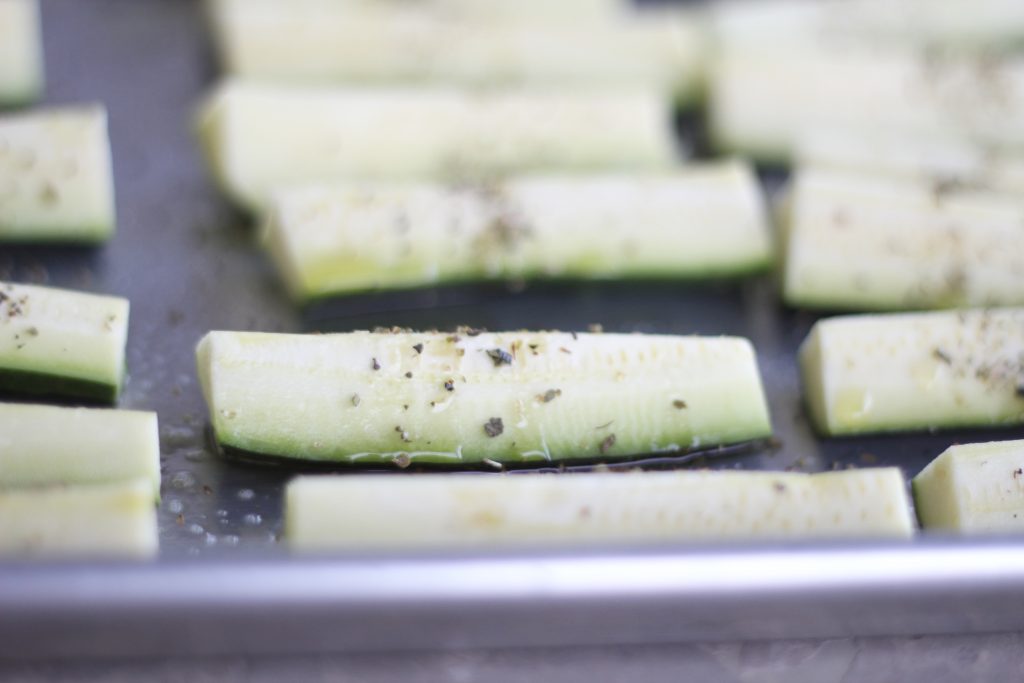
top-left (4, 0), bottom-right (1024, 660)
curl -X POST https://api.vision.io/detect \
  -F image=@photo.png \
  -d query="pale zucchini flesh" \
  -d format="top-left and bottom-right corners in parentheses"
top-left (0, 105), bottom-right (116, 242)
top-left (0, 479), bottom-right (158, 560)
top-left (0, 0), bottom-right (43, 106)
top-left (208, 3), bottom-right (706, 105)
top-left (800, 309), bottom-right (1024, 436)
top-left (796, 128), bottom-right (1024, 194)
top-left (0, 281), bottom-right (128, 401)
top-left (709, 48), bottom-right (1024, 162)
top-left (783, 168), bottom-right (1024, 311)
top-left (0, 402), bottom-right (160, 498)
top-left (197, 81), bottom-right (678, 211)
top-left (913, 439), bottom-right (1024, 534)
top-left (263, 161), bottom-right (773, 301)
top-left (286, 468), bottom-right (914, 551)
top-left (197, 330), bottom-right (772, 467)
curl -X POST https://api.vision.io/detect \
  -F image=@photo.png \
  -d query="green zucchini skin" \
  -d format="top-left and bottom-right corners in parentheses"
top-left (800, 308), bottom-right (1024, 437)
top-left (263, 162), bottom-right (774, 302)
top-left (198, 330), bottom-right (773, 467)
top-left (0, 281), bottom-right (129, 403)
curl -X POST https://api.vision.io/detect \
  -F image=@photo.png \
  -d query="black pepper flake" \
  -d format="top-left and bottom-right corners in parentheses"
top-left (202, 485), bottom-right (213, 496)
top-left (539, 389), bottom-right (561, 403)
top-left (371, 357), bottom-right (381, 371)
top-left (351, 394), bottom-right (361, 407)
top-left (405, 371), bottom-right (413, 378)
top-left (1015, 468), bottom-right (1023, 479)
top-left (570, 331), bottom-right (578, 340)
top-left (25, 326), bottom-right (38, 337)
top-left (444, 379), bottom-right (455, 391)
top-left (672, 400), bottom-right (687, 409)
top-left (599, 434), bottom-right (616, 455)
top-left (395, 426), bottom-right (411, 442)
top-left (412, 343), bottom-right (423, 354)
top-left (933, 347), bottom-right (953, 364)
top-left (487, 348), bottom-right (513, 366)
top-left (403, 404), bottom-right (409, 411)
top-left (773, 482), bottom-right (787, 493)
top-left (484, 417), bottom-right (504, 438)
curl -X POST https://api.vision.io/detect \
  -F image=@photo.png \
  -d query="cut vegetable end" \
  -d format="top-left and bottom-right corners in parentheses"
top-left (0, 367), bottom-right (120, 403)
top-left (914, 439), bottom-right (1024, 534)
top-left (198, 330), bottom-right (772, 467)
top-left (0, 479), bottom-right (158, 560)
top-left (285, 468), bottom-right (915, 551)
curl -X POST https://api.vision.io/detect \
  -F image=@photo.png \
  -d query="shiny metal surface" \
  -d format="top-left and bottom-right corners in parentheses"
top-left (3, 0), bottom-right (1024, 661)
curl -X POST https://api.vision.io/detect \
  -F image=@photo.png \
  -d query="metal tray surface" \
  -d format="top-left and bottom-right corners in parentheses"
top-left (4, 0), bottom-right (1024, 660)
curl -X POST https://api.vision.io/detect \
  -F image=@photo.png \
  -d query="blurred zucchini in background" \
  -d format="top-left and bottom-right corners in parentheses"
top-left (206, 0), bottom-right (707, 105)
top-left (0, 282), bottom-right (129, 402)
top-left (0, 0), bottom-right (43, 107)
top-left (197, 330), bottom-right (772, 467)
top-left (286, 468), bottom-right (914, 552)
top-left (196, 81), bottom-right (679, 211)
top-left (263, 160), bottom-right (772, 301)
top-left (800, 309), bottom-right (1024, 436)
top-left (0, 105), bottom-right (116, 242)
top-left (782, 168), bottom-right (1024, 311)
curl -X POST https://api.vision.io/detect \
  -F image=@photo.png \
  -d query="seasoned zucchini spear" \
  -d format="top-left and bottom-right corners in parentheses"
top-left (197, 330), bottom-right (772, 466)
top-left (207, 0), bottom-right (706, 103)
top-left (0, 281), bottom-right (129, 402)
top-left (263, 161), bottom-right (772, 301)
top-left (197, 81), bottom-right (678, 211)
top-left (0, 105), bottom-right (116, 242)
top-left (782, 168), bottom-right (1024, 310)
top-left (286, 468), bottom-right (914, 551)
top-left (800, 308), bottom-right (1024, 436)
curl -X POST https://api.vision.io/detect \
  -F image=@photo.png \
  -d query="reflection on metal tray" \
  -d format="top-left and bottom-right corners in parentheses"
top-left (3, 0), bottom-right (1024, 660)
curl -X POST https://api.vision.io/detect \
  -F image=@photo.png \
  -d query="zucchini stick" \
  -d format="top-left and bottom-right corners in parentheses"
top-left (207, 1), bottom-right (705, 103)
top-left (0, 479), bottom-right (158, 560)
top-left (709, 48), bottom-right (1024, 162)
top-left (712, 0), bottom-right (1024, 54)
top-left (207, 0), bottom-right (630, 26)
top-left (0, 403), bottom-right (160, 498)
top-left (913, 439), bottom-right (1024, 534)
top-left (197, 81), bottom-right (678, 211)
top-left (782, 169), bottom-right (1024, 310)
top-left (800, 309), bottom-right (1024, 436)
top-left (0, 281), bottom-right (129, 402)
top-left (263, 161), bottom-right (772, 301)
top-left (286, 468), bottom-right (914, 551)
top-left (0, 0), bottom-right (43, 106)
top-left (796, 129), bottom-right (1024, 194)
top-left (0, 105), bottom-right (116, 242)
top-left (197, 330), bottom-right (772, 466)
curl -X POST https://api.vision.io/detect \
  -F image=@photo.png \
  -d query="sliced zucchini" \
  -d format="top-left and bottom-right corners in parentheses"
top-left (286, 467), bottom-right (914, 551)
top-left (800, 308), bottom-right (1024, 436)
top-left (206, 0), bottom-right (706, 104)
top-left (783, 168), bottom-right (1024, 310)
top-left (0, 403), bottom-right (160, 498)
top-left (712, 0), bottom-right (1024, 54)
top-left (0, 281), bottom-right (129, 401)
top-left (197, 81), bottom-right (678, 211)
top-left (207, 0), bottom-right (629, 27)
top-left (263, 161), bottom-right (772, 301)
top-left (0, 105), bottom-right (116, 242)
top-left (913, 439), bottom-right (1024, 534)
top-left (709, 47), bottom-right (1024, 162)
top-left (0, 0), bottom-right (43, 107)
top-left (796, 129), bottom-right (1024, 194)
top-left (0, 479), bottom-right (158, 560)
top-left (197, 330), bottom-right (772, 466)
